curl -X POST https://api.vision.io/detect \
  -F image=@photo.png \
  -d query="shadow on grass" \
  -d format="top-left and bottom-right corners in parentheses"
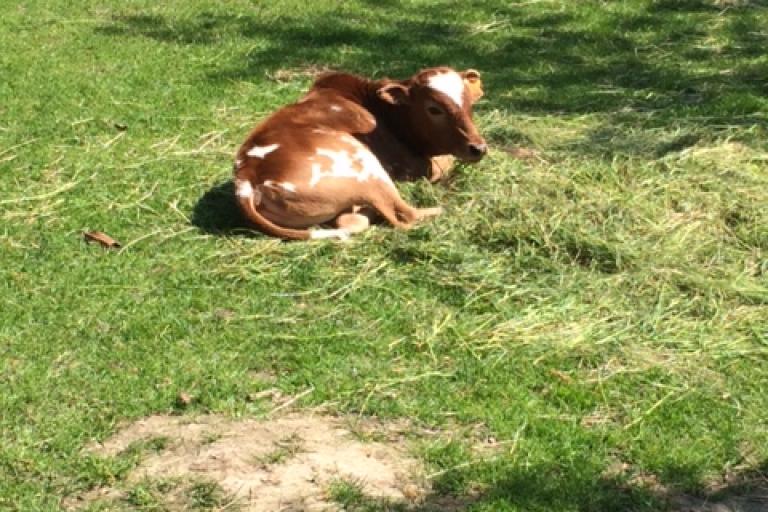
top-left (190, 180), bottom-right (251, 235)
top-left (333, 458), bottom-right (768, 511)
top-left (415, 462), bottom-right (664, 512)
top-left (94, 4), bottom-right (768, 103)
top-left (95, 1), bottom-right (767, 162)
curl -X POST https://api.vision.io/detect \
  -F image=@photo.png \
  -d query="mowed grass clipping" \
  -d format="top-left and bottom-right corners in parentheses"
top-left (1, 0), bottom-right (768, 510)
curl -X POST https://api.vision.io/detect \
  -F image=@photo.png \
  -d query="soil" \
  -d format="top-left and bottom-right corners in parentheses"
top-left (70, 413), bottom-right (427, 511)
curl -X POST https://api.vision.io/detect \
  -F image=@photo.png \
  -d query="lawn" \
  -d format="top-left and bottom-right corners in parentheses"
top-left (1, 0), bottom-right (767, 510)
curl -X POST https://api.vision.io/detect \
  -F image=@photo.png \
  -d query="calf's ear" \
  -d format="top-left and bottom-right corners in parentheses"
top-left (461, 69), bottom-right (484, 103)
top-left (377, 83), bottom-right (410, 105)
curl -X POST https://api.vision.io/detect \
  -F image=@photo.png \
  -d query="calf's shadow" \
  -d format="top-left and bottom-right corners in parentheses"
top-left (191, 180), bottom-right (253, 235)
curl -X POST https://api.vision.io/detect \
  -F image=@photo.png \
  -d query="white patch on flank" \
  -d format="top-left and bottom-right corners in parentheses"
top-left (427, 71), bottom-right (464, 108)
top-left (235, 179), bottom-right (261, 204)
top-left (310, 228), bottom-right (350, 241)
top-left (330, 104), bottom-right (343, 112)
top-left (309, 138), bottom-right (393, 189)
top-left (246, 143), bottom-right (280, 159)
top-left (236, 179), bottom-right (253, 198)
top-left (263, 180), bottom-right (297, 193)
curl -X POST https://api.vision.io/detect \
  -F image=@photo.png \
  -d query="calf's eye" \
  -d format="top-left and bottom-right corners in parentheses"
top-left (427, 106), bottom-right (445, 116)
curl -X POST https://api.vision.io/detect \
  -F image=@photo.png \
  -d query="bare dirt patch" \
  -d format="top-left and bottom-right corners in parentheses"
top-left (71, 413), bottom-right (428, 511)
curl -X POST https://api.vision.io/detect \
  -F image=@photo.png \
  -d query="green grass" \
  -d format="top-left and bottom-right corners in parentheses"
top-left (185, 481), bottom-right (229, 510)
top-left (254, 433), bottom-right (304, 466)
top-left (2, 0), bottom-right (768, 510)
top-left (327, 477), bottom-right (404, 511)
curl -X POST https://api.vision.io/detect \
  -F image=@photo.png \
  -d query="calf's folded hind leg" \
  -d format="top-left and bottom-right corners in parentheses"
top-left (369, 186), bottom-right (442, 230)
top-left (392, 200), bottom-right (443, 226)
top-left (335, 212), bottom-right (370, 233)
top-left (429, 155), bottom-right (456, 183)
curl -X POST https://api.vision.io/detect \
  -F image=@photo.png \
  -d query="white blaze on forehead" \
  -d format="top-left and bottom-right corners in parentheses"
top-left (427, 71), bottom-right (465, 108)
top-left (330, 104), bottom-right (343, 112)
top-left (247, 143), bottom-right (280, 158)
top-left (309, 137), bottom-right (394, 189)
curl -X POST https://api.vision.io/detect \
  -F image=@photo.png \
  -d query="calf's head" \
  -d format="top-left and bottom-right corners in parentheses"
top-left (377, 67), bottom-right (487, 162)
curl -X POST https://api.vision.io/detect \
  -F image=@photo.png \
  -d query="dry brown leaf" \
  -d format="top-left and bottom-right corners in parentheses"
top-left (402, 483), bottom-right (424, 502)
top-left (83, 231), bottom-right (121, 249)
top-left (214, 308), bottom-right (235, 321)
top-left (176, 392), bottom-right (193, 407)
top-left (549, 369), bottom-right (573, 383)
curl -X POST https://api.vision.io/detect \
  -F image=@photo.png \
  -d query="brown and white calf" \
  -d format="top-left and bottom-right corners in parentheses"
top-left (233, 66), bottom-right (487, 240)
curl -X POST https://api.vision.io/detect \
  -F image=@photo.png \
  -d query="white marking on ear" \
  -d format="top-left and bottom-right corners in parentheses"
top-left (310, 228), bottom-right (350, 240)
top-left (246, 143), bottom-right (280, 158)
top-left (427, 72), bottom-right (464, 108)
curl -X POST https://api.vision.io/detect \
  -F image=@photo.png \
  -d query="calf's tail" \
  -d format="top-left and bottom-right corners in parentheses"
top-left (235, 179), bottom-right (311, 241)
